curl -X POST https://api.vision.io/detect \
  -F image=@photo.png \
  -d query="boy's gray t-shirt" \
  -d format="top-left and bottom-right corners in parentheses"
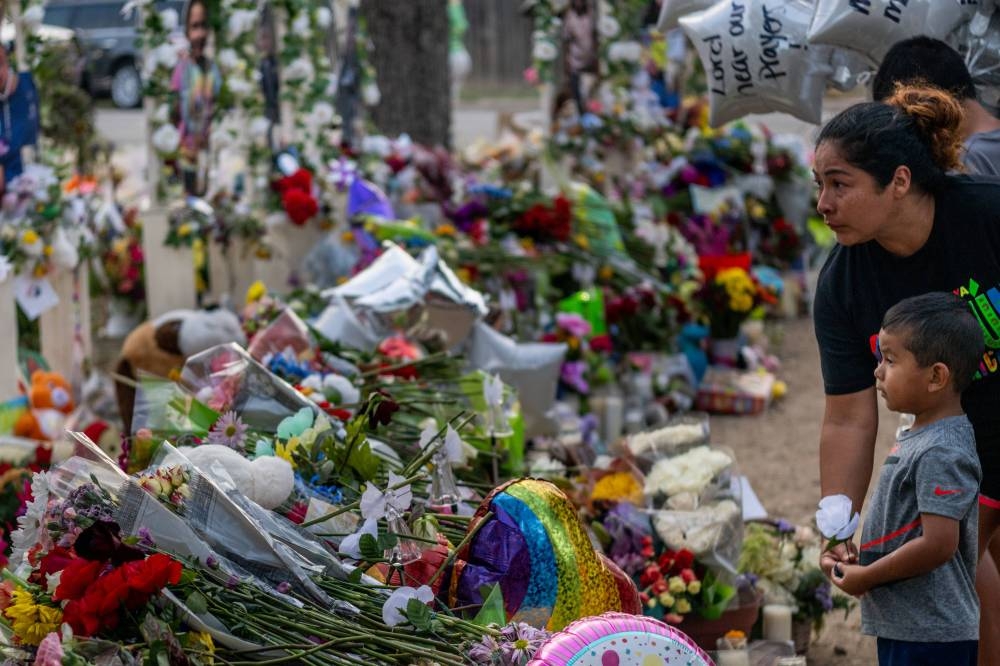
top-left (859, 415), bottom-right (981, 642)
top-left (964, 129), bottom-right (1000, 177)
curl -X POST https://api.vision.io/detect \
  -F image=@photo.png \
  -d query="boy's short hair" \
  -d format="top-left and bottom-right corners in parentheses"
top-left (872, 37), bottom-right (977, 103)
top-left (882, 292), bottom-right (984, 393)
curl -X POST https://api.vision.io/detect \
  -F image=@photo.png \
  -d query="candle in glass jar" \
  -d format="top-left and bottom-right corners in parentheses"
top-left (716, 650), bottom-right (751, 666)
top-left (763, 603), bottom-right (794, 642)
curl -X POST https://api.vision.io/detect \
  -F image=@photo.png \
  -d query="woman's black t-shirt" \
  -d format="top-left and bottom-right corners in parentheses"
top-left (814, 176), bottom-right (1000, 494)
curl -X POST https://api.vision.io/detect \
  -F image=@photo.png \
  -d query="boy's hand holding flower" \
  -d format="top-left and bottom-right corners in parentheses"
top-left (830, 562), bottom-right (871, 597)
top-left (816, 494), bottom-right (860, 551)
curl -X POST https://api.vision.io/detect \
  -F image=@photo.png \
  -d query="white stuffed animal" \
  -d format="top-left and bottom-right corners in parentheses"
top-left (179, 444), bottom-right (295, 510)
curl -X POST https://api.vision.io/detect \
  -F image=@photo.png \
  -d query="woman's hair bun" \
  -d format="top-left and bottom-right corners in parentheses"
top-left (886, 83), bottom-right (965, 172)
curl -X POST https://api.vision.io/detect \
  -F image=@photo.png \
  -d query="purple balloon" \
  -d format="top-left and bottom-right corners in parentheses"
top-left (347, 178), bottom-right (395, 220)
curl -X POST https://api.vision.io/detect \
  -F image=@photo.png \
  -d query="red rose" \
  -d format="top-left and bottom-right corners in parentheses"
top-left (675, 549), bottom-right (695, 571)
top-left (589, 334), bottom-right (613, 353)
top-left (274, 168), bottom-right (312, 193)
top-left (680, 568), bottom-right (697, 584)
top-left (282, 189), bottom-right (318, 226)
top-left (639, 564), bottom-right (663, 587)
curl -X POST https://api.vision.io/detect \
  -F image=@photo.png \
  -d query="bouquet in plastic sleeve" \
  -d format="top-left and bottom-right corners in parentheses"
top-left (625, 412), bottom-right (710, 470)
top-left (180, 343), bottom-right (320, 432)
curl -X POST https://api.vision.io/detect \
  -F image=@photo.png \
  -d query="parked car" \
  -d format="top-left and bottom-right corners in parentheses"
top-left (43, 0), bottom-right (184, 108)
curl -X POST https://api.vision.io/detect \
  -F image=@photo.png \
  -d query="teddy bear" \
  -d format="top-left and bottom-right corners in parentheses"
top-left (115, 308), bottom-right (247, 434)
top-left (14, 370), bottom-right (75, 441)
top-left (177, 444), bottom-right (295, 510)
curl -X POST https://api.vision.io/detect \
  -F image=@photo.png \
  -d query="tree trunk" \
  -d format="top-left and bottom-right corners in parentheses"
top-left (360, 0), bottom-right (451, 148)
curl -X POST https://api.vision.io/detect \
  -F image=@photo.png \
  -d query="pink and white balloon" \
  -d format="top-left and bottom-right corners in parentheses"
top-left (808, 0), bottom-right (976, 63)
top-left (526, 612), bottom-right (712, 666)
top-left (680, 0), bottom-right (831, 127)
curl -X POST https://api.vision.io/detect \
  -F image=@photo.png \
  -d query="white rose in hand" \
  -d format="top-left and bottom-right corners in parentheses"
top-left (815, 494), bottom-right (860, 549)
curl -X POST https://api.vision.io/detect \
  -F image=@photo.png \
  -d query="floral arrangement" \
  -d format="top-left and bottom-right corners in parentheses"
top-left (136, 465), bottom-right (192, 513)
top-left (467, 621), bottom-right (552, 665)
top-left (0, 164), bottom-right (98, 278)
top-left (100, 217), bottom-right (145, 305)
top-left (739, 521), bottom-right (854, 633)
top-left (637, 547), bottom-right (735, 624)
top-left (700, 267), bottom-right (762, 340)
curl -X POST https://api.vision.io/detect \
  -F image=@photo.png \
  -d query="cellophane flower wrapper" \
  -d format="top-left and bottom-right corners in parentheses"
top-left (12, 436), bottom-right (276, 653)
top-left (625, 412), bottom-right (710, 472)
top-left (246, 307), bottom-right (317, 364)
top-left (145, 442), bottom-right (335, 608)
top-left (180, 343), bottom-right (320, 432)
top-left (130, 372), bottom-right (220, 438)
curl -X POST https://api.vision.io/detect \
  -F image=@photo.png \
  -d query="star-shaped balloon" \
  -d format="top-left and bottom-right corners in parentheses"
top-left (808, 0), bottom-right (974, 63)
top-left (681, 0), bottom-right (832, 127)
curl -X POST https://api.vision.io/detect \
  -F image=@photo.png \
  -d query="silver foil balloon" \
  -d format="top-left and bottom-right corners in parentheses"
top-left (966, 6), bottom-right (1000, 109)
top-left (324, 242), bottom-right (489, 345)
top-left (657, 0), bottom-right (716, 31)
top-left (808, 0), bottom-right (972, 63)
top-left (681, 0), bottom-right (831, 127)
top-left (466, 322), bottom-right (567, 439)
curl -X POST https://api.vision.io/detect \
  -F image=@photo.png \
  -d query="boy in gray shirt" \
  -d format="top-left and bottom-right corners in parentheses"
top-left (829, 293), bottom-right (983, 665)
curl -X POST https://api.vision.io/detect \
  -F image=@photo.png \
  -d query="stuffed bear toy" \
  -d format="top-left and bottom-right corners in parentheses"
top-left (178, 444), bottom-right (295, 510)
top-left (14, 370), bottom-right (75, 441)
top-left (116, 308), bottom-right (247, 434)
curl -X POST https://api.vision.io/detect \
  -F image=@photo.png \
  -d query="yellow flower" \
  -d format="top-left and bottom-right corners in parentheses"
top-left (687, 580), bottom-right (701, 595)
top-left (21, 229), bottom-right (39, 245)
top-left (341, 230), bottom-right (355, 244)
top-left (674, 597), bottom-right (692, 614)
top-left (725, 630), bottom-right (746, 640)
top-left (668, 576), bottom-right (686, 595)
top-left (186, 630), bottom-right (215, 663)
top-left (457, 268), bottom-right (473, 284)
top-left (567, 337), bottom-right (580, 351)
top-left (42, 245), bottom-right (53, 257)
top-left (657, 592), bottom-right (675, 607)
top-left (177, 223), bottom-right (192, 237)
top-left (246, 280), bottom-right (266, 304)
top-left (4, 589), bottom-right (62, 646)
top-left (591, 472), bottom-right (643, 504)
top-left (33, 264), bottom-right (47, 278)
top-left (276, 437), bottom-right (300, 465)
top-left (435, 224), bottom-right (456, 238)
top-left (574, 233), bottom-right (590, 250)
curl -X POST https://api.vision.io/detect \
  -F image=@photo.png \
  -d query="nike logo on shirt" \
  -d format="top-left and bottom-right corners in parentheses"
top-left (934, 486), bottom-right (961, 496)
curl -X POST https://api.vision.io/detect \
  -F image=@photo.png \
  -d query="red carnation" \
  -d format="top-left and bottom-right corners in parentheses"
top-left (282, 189), bottom-right (318, 226)
top-left (54, 558), bottom-right (105, 601)
top-left (674, 549), bottom-right (695, 571)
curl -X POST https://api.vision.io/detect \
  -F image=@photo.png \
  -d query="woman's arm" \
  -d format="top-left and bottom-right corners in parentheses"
top-left (821, 388), bottom-right (879, 513)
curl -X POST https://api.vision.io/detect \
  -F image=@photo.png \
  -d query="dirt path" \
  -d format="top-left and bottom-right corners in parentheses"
top-left (709, 315), bottom-right (901, 665)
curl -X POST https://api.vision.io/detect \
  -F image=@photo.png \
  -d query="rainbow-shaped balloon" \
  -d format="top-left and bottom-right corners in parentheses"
top-left (449, 478), bottom-right (641, 631)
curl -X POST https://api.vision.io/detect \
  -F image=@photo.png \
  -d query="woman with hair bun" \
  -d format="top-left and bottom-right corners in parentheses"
top-left (812, 84), bottom-right (1000, 663)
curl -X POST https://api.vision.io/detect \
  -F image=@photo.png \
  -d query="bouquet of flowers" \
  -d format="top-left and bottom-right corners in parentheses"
top-left (700, 267), bottom-right (762, 340)
top-left (637, 547), bottom-right (736, 625)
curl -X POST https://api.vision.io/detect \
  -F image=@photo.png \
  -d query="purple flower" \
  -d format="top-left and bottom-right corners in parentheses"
top-left (208, 411), bottom-right (248, 450)
top-left (137, 527), bottom-right (156, 549)
top-left (556, 313), bottom-right (592, 339)
top-left (498, 623), bottom-right (550, 665)
top-left (776, 519), bottom-right (795, 534)
top-left (467, 635), bottom-right (500, 664)
top-left (206, 555), bottom-right (219, 569)
top-left (560, 361), bottom-right (590, 395)
top-left (225, 575), bottom-right (239, 589)
top-left (276, 581), bottom-right (292, 594)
